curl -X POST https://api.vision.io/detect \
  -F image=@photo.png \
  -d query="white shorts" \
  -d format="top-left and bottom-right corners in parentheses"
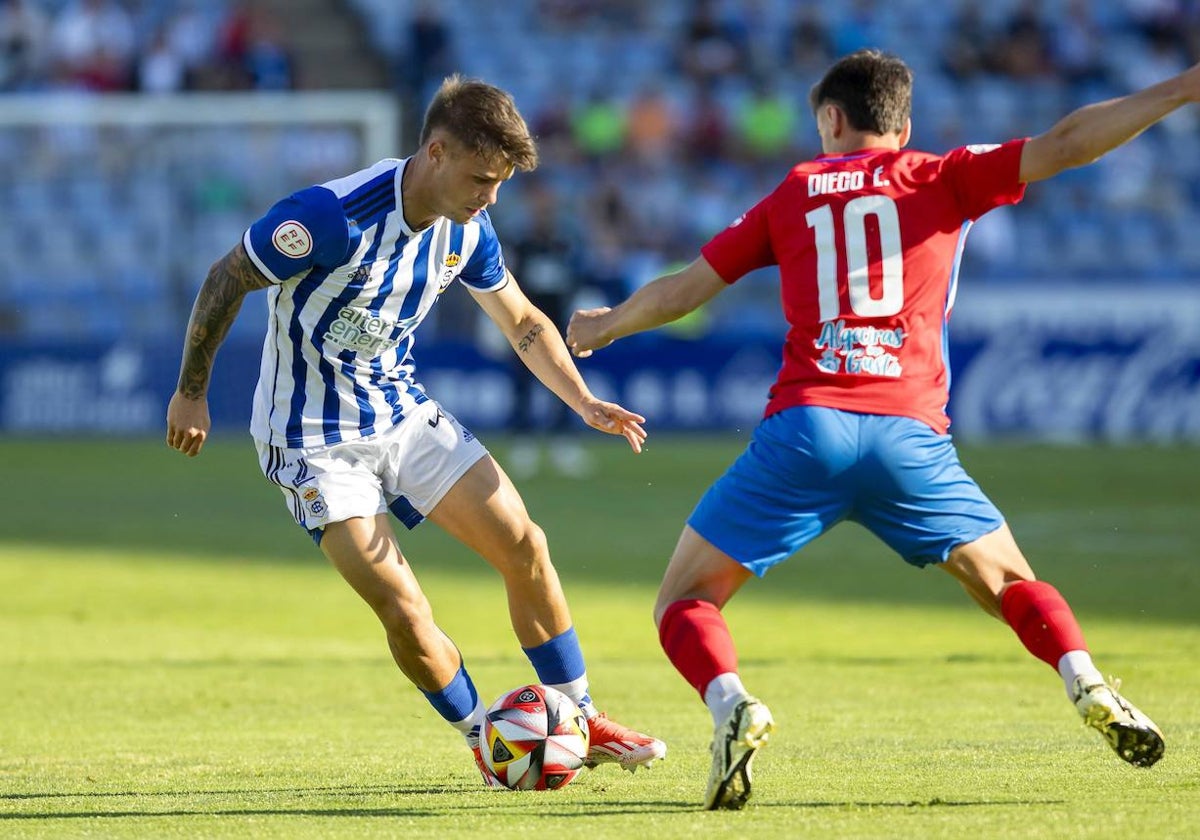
top-left (255, 400), bottom-right (488, 541)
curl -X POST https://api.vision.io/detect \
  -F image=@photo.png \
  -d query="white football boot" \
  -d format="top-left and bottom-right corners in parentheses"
top-left (1072, 677), bottom-right (1164, 767)
top-left (705, 697), bottom-right (774, 810)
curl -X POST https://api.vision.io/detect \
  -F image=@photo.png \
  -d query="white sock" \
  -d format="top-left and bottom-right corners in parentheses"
top-left (704, 672), bottom-right (750, 727)
top-left (1057, 650), bottom-right (1105, 700)
top-left (454, 698), bottom-right (487, 744)
top-left (546, 676), bottom-right (598, 719)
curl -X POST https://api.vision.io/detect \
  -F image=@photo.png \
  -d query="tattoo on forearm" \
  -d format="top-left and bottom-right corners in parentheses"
top-left (517, 323), bottom-right (545, 353)
top-left (177, 244), bottom-right (271, 398)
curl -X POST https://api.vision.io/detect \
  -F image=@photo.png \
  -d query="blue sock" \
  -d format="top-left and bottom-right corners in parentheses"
top-left (523, 627), bottom-right (596, 716)
top-left (421, 664), bottom-right (484, 736)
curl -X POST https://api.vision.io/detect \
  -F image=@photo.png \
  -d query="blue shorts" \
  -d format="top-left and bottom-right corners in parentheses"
top-left (687, 406), bottom-right (1004, 576)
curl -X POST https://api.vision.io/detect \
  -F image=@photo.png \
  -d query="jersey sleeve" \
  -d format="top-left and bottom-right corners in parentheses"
top-left (459, 210), bottom-right (508, 292)
top-left (699, 193), bottom-right (777, 284)
top-left (242, 185), bottom-right (351, 283)
top-left (939, 139), bottom-right (1028, 221)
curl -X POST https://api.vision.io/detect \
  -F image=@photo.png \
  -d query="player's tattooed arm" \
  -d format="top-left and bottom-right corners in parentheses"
top-left (517, 323), bottom-right (545, 353)
top-left (176, 243), bottom-right (271, 399)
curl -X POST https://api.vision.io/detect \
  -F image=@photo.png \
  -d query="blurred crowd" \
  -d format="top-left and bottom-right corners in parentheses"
top-left (4, 0), bottom-right (1200, 344)
top-left (369, 0), bottom-right (1200, 314)
top-left (0, 0), bottom-right (293, 93)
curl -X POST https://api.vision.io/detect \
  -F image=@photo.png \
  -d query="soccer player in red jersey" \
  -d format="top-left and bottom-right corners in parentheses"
top-left (567, 50), bottom-right (1198, 809)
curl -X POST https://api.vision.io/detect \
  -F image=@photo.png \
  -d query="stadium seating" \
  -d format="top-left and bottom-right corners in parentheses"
top-left (3, 0), bottom-right (1199, 342)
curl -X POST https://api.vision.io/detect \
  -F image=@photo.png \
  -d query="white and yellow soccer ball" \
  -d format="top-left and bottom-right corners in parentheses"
top-left (482, 684), bottom-right (590, 790)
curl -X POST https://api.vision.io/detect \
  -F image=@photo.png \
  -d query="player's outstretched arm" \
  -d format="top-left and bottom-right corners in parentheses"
top-left (166, 242), bottom-right (271, 457)
top-left (566, 257), bottom-right (727, 357)
top-left (470, 274), bottom-right (647, 452)
top-left (1020, 62), bottom-right (1200, 183)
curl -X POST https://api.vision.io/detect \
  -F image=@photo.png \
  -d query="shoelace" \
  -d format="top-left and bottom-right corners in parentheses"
top-left (1106, 676), bottom-right (1138, 714)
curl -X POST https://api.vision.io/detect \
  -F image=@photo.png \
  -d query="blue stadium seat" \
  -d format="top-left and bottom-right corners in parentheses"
top-left (4, 0), bottom-right (1196, 342)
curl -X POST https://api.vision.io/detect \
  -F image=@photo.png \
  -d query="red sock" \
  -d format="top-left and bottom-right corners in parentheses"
top-left (1000, 580), bottom-right (1088, 668)
top-left (658, 599), bottom-right (739, 698)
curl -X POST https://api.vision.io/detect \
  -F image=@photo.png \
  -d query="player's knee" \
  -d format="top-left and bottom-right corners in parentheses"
top-left (375, 592), bottom-right (435, 642)
top-left (492, 521), bottom-right (551, 577)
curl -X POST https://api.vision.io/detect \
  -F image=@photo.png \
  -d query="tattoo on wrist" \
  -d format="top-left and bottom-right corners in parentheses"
top-left (517, 323), bottom-right (545, 352)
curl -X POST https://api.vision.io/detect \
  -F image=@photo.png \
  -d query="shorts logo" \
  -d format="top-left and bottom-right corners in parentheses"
top-left (301, 485), bottom-right (326, 516)
top-left (965, 144), bottom-right (1001, 155)
top-left (462, 427), bottom-right (475, 443)
top-left (272, 221), bottom-right (313, 258)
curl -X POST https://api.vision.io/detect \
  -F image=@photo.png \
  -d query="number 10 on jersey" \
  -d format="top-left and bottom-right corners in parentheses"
top-left (806, 195), bottom-right (903, 322)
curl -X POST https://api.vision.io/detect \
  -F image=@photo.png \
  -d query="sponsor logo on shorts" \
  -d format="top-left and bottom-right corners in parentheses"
top-left (272, 221), bottom-right (313, 258)
top-left (965, 143), bottom-right (1001, 155)
top-left (462, 427), bottom-right (475, 443)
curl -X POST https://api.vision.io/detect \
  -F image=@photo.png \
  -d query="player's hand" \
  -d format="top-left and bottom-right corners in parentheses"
top-left (166, 391), bottom-right (211, 457)
top-left (577, 396), bottom-right (647, 453)
top-left (566, 307), bottom-right (613, 358)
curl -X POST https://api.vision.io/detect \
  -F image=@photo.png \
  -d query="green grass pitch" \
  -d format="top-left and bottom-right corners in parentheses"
top-left (1, 435), bottom-right (1197, 838)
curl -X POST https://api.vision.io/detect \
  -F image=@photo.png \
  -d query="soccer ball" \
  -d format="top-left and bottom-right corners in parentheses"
top-left (482, 684), bottom-right (590, 790)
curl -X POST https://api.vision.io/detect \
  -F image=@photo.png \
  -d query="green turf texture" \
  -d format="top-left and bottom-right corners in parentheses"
top-left (1, 436), bottom-right (1197, 838)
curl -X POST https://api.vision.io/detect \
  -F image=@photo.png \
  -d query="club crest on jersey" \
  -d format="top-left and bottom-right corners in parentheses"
top-left (272, 221), bottom-right (313, 258)
top-left (437, 254), bottom-right (462, 294)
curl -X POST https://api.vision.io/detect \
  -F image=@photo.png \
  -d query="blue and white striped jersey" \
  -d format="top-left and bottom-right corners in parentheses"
top-left (242, 157), bottom-right (508, 449)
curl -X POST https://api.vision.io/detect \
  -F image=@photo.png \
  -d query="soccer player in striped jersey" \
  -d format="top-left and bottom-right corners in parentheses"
top-left (166, 76), bottom-right (665, 785)
top-left (568, 50), bottom-right (1198, 808)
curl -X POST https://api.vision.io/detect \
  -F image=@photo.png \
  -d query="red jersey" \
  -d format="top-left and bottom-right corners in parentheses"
top-left (701, 140), bottom-right (1027, 433)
